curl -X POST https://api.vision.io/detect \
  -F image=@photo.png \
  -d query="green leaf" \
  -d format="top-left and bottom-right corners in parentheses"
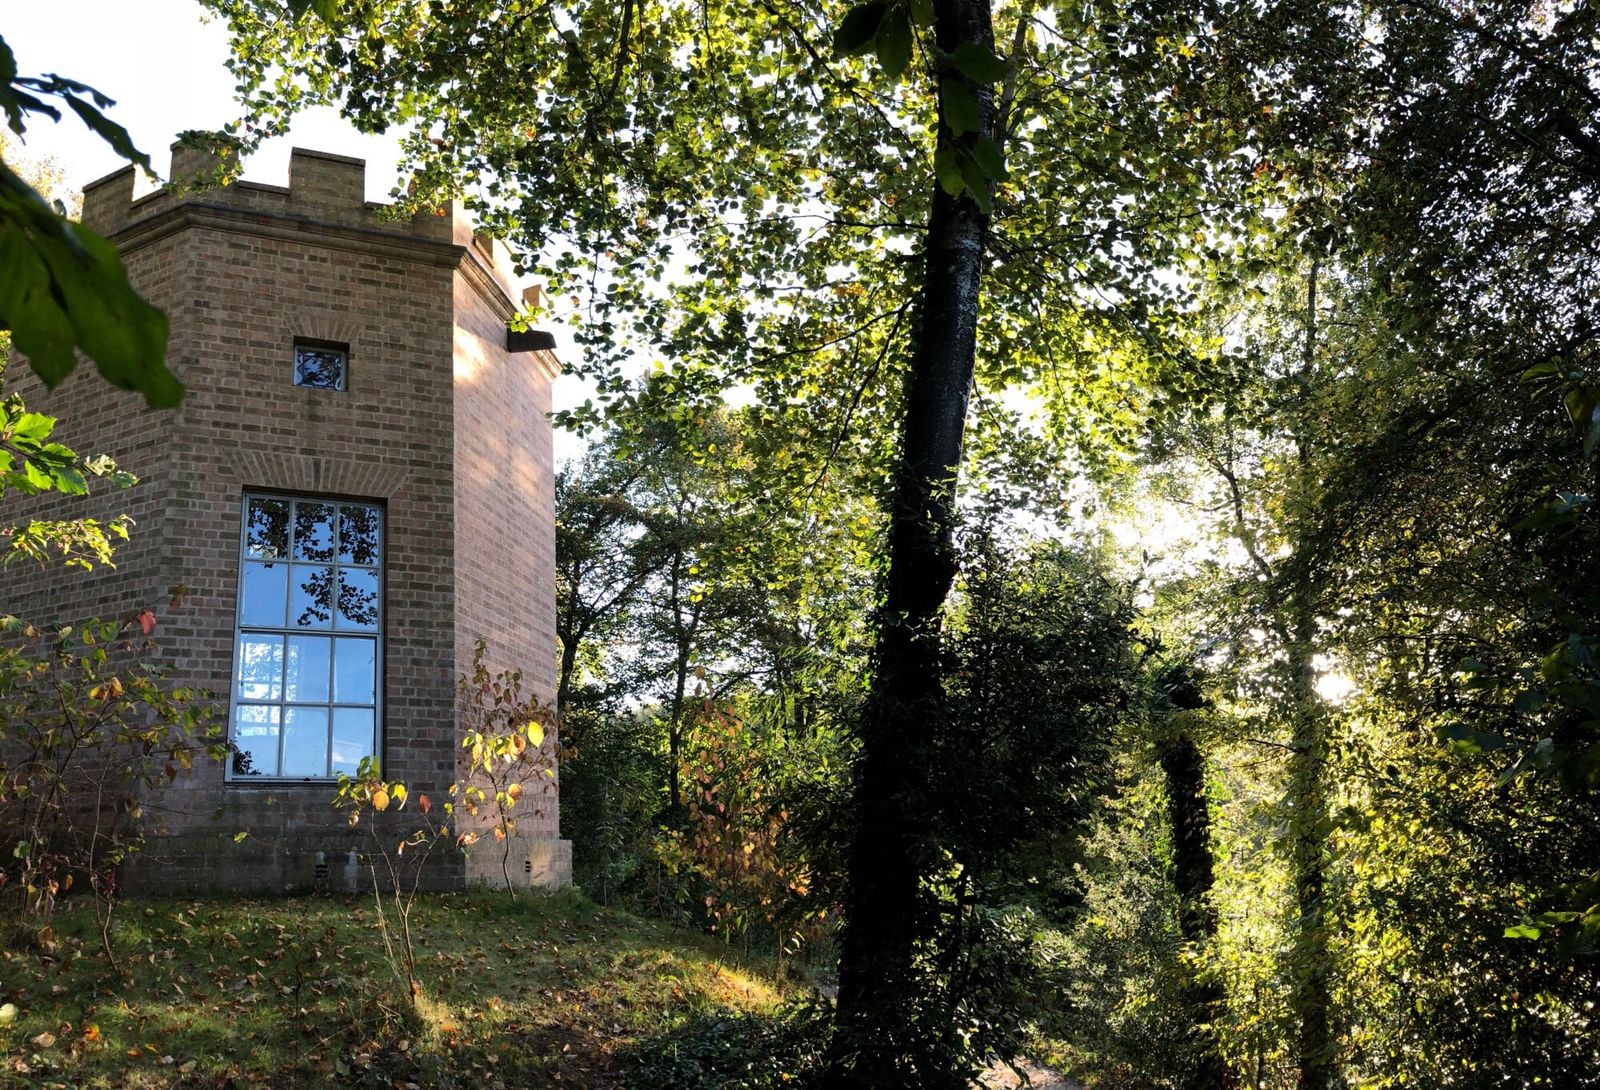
top-left (949, 42), bottom-right (1008, 84)
top-left (908, 0), bottom-right (934, 27)
top-left (833, 3), bottom-right (889, 58)
top-left (1512, 689), bottom-right (1546, 714)
top-left (970, 134), bottom-right (1008, 182)
top-left (1504, 923), bottom-right (1542, 940)
top-left (1563, 386), bottom-right (1596, 428)
top-left (875, 8), bottom-right (913, 82)
top-left (1585, 405), bottom-right (1600, 461)
top-left (0, 161), bottom-right (180, 407)
top-left (933, 144), bottom-right (964, 197)
top-left (1439, 723), bottom-right (1507, 754)
top-left (60, 95), bottom-right (151, 174)
top-left (939, 80), bottom-right (981, 135)
top-left (8, 411), bottom-right (55, 444)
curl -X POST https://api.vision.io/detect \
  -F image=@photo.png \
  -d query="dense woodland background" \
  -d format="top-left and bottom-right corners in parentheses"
top-left (4, 0), bottom-right (1600, 1087)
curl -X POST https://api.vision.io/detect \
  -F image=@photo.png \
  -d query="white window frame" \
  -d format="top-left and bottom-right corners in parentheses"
top-left (226, 491), bottom-right (384, 782)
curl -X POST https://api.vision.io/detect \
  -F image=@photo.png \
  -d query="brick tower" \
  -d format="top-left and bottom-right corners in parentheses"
top-left (4, 144), bottom-right (569, 891)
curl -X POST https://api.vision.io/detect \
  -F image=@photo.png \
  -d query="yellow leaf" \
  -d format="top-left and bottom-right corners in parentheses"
top-left (372, 789), bottom-right (390, 812)
top-left (526, 722), bottom-right (544, 748)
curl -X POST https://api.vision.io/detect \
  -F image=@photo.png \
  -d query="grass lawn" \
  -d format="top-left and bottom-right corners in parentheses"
top-left (0, 888), bottom-right (794, 1089)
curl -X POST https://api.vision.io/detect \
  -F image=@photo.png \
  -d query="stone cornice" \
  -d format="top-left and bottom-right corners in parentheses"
top-left (108, 197), bottom-right (550, 374)
top-left (109, 201), bottom-right (467, 269)
top-left (455, 244), bottom-right (520, 322)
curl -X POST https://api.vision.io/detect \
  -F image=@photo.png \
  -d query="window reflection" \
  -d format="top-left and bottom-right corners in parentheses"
top-left (294, 503), bottom-right (336, 562)
top-left (338, 567), bottom-right (379, 630)
top-left (285, 636), bottom-right (331, 703)
top-left (231, 495), bottom-right (382, 779)
top-left (294, 345), bottom-right (347, 391)
top-left (236, 635), bottom-right (284, 701)
top-left (332, 708), bottom-right (373, 776)
top-left (283, 708), bottom-right (330, 777)
top-left (340, 505), bottom-right (380, 565)
top-left (245, 498), bottom-right (289, 558)
top-left (334, 637), bottom-right (376, 704)
top-left (232, 705), bottom-right (280, 777)
top-left (240, 562), bottom-right (288, 627)
top-left (290, 564), bottom-right (335, 628)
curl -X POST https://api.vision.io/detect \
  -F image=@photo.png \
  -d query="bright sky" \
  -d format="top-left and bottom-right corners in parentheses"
top-left (6, 1), bottom-right (587, 459)
top-left (5, 3), bottom-right (409, 198)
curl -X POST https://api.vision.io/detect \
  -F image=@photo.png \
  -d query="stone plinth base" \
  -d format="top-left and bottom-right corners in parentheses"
top-left (464, 835), bottom-right (572, 890)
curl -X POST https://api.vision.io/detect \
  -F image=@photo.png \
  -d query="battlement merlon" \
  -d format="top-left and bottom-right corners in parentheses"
top-left (81, 143), bottom-right (527, 313)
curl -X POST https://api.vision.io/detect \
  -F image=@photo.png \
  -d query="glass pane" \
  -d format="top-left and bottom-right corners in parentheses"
top-left (283, 707), bottom-right (330, 777)
top-left (337, 567), bottom-right (380, 630)
top-left (295, 345), bottom-right (347, 390)
top-left (289, 564), bottom-right (334, 628)
top-left (239, 561), bottom-right (288, 627)
top-left (339, 505), bottom-right (381, 565)
top-left (332, 708), bottom-right (374, 776)
top-left (334, 637), bottom-right (377, 704)
top-left (244, 497), bottom-right (289, 558)
top-left (285, 635), bottom-right (331, 703)
top-left (235, 634), bottom-right (283, 701)
top-left (232, 705), bottom-right (280, 777)
top-left (293, 502), bottom-right (336, 562)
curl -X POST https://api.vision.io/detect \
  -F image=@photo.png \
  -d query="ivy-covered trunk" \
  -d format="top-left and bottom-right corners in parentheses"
top-left (1287, 260), bottom-right (1335, 1090)
top-left (1287, 597), bottom-right (1333, 1090)
top-left (1160, 728), bottom-right (1233, 1090)
top-left (826, 0), bottom-right (996, 1082)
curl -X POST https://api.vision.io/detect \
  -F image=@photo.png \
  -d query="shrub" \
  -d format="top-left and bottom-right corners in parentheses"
top-left (0, 604), bottom-right (224, 965)
top-left (656, 701), bottom-right (833, 959)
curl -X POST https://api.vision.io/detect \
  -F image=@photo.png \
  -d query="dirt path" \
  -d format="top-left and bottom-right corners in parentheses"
top-left (980, 1056), bottom-right (1084, 1089)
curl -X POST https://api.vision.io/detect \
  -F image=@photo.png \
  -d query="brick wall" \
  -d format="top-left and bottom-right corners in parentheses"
top-left (451, 234), bottom-right (564, 867)
top-left (3, 144), bottom-right (567, 893)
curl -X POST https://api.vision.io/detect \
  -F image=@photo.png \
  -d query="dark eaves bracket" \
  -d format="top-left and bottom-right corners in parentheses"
top-left (506, 327), bottom-right (557, 353)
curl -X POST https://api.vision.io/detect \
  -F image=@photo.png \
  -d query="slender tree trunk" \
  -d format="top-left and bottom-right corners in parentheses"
top-left (1288, 259), bottom-right (1335, 1090)
top-left (665, 542), bottom-right (689, 812)
top-left (1288, 595), bottom-right (1332, 1090)
top-left (556, 618), bottom-right (583, 754)
top-left (827, 0), bottom-right (996, 1082)
top-left (667, 632), bottom-right (690, 811)
top-left (1160, 729), bottom-right (1232, 1090)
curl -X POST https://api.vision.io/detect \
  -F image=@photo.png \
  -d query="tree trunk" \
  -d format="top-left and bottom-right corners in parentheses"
top-left (556, 622), bottom-right (580, 721)
top-left (1160, 730), bottom-right (1233, 1090)
top-left (827, 0), bottom-right (996, 1082)
top-left (1288, 258), bottom-right (1335, 1090)
top-left (667, 632), bottom-right (690, 811)
top-left (1288, 598), bottom-right (1333, 1090)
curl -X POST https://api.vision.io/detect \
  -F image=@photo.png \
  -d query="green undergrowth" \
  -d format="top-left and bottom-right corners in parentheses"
top-left (0, 888), bottom-right (795, 1089)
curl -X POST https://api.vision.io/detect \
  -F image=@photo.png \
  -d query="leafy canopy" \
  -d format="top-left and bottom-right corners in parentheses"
top-left (0, 34), bottom-right (180, 407)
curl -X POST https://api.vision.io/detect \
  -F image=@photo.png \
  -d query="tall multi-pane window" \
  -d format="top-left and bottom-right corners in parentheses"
top-left (229, 494), bottom-right (382, 779)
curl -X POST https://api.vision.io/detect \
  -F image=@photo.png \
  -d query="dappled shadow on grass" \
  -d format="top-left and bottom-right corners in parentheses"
top-left (0, 889), bottom-right (787, 1089)
top-left (617, 996), bottom-right (833, 1090)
